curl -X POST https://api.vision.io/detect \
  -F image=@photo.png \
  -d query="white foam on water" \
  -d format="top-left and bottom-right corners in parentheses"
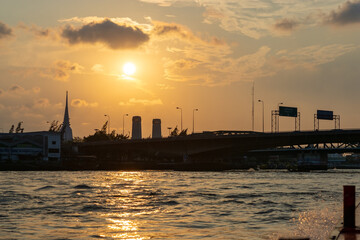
top-left (269, 203), bottom-right (341, 240)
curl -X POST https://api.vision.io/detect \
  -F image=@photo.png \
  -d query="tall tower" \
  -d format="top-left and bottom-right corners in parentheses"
top-left (131, 116), bottom-right (142, 139)
top-left (61, 91), bottom-right (73, 142)
top-left (152, 119), bottom-right (162, 138)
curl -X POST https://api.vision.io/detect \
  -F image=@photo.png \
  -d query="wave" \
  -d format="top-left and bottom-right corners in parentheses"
top-left (35, 185), bottom-right (55, 191)
top-left (74, 184), bottom-right (92, 189)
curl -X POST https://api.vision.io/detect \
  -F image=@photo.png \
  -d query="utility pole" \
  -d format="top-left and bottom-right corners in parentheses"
top-left (176, 107), bottom-right (183, 131)
top-left (123, 114), bottom-right (128, 135)
top-left (258, 99), bottom-right (264, 132)
top-left (192, 108), bottom-right (198, 134)
top-left (252, 81), bottom-right (255, 131)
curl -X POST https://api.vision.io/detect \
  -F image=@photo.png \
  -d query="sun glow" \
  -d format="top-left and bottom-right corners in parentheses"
top-left (123, 62), bottom-right (136, 75)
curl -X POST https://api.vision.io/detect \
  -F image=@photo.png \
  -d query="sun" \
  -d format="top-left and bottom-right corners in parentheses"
top-left (123, 62), bottom-right (136, 75)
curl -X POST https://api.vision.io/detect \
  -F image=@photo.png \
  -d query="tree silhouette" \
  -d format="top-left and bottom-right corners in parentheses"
top-left (49, 120), bottom-right (63, 132)
top-left (83, 120), bottom-right (129, 142)
top-left (169, 126), bottom-right (188, 137)
top-left (170, 126), bottom-right (179, 136)
top-left (15, 122), bottom-right (24, 133)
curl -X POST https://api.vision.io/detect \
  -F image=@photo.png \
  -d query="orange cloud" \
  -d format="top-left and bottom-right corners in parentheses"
top-left (51, 60), bottom-right (84, 81)
top-left (119, 98), bottom-right (163, 106)
top-left (71, 99), bottom-right (98, 108)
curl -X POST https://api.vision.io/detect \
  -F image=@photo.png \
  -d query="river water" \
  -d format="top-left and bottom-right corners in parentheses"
top-left (0, 170), bottom-right (359, 240)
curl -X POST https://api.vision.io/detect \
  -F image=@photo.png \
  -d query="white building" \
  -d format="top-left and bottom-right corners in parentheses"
top-left (0, 131), bottom-right (61, 162)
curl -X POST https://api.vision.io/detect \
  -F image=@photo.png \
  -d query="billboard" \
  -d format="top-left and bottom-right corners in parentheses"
top-left (279, 106), bottom-right (298, 117)
top-left (317, 110), bottom-right (333, 120)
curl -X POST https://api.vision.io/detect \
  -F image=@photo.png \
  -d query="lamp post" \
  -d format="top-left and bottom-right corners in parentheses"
top-left (277, 103), bottom-right (283, 132)
top-left (258, 100), bottom-right (264, 132)
top-left (176, 107), bottom-right (183, 130)
top-left (192, 108), bottom-right (198, 134)
top-left (123, 114), bottom-right (128, 135)
top-left (168, 127), bottom-right (172, 136)
top-left (104, 114), bottom-right (110, 134)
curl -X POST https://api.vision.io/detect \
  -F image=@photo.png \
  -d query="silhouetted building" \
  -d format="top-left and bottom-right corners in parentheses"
top-left (152, 119), bottom-right (162, 138)
top-left (132, 116), bottom-right (142, 139)
top-left (61, 91), bottom-right (73, 142)
top-left (0, 131), bottom-right (61, 162)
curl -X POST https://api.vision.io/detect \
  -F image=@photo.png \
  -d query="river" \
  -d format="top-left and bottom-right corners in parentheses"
top-left (0, 170), bottom-right (359, 239)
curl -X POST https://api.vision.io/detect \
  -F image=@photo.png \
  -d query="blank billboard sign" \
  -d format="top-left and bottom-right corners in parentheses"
top-left (279, 106), bottom-right (298, 117)
top-left (317, 110), bottom-right (333, 120)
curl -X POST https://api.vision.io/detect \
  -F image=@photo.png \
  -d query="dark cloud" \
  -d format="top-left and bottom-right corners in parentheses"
top-left (32, 28), bottom-right (50, 37)
top-left (152, 21), bottom-right (226, 45)
top-left (17, 23), bottom-right (50, 37)
top-left (0, 21), bottom-right (13, 39)
top-left (61, 19), bottom-right (149, 49)
top-left (52, 60), bottom-right (84, 81)
top-left (152, 22), bottom-right (193, 40)
top-left (327, 1), bottom-right (360, 25)
top-left (274, 18), bottom-right (299, 32)
top-left (9, 85), bottom-right (24, 93)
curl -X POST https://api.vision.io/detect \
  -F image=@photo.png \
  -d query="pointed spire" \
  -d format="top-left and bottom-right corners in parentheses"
top-left (62, 91), bottom-right (73, 141)
top-left (63, 91), bottom-right (70, 126)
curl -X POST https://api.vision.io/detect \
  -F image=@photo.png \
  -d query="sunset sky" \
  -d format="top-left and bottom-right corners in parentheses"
top-left (1, 0), bottom-right (360, 137)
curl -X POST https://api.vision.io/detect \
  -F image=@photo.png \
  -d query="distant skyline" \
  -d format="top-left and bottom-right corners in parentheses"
top-left (1, 0), bottom-right (360, 137)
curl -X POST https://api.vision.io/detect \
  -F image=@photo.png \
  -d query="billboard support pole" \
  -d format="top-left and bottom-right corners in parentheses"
top-left (334, 115), bottom-right (340, 130)
top-left (271, 110), bottom-right (279, 133)
top-left (295, 112), bottom-right (300, 131)
top-left (314, 114), bottom-right (319, 131)
top-left (314, 110), bottom-right (339, 131)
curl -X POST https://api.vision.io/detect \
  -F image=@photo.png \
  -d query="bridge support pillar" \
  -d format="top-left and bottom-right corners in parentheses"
top-left (297, 152), bottom-right (328, 171)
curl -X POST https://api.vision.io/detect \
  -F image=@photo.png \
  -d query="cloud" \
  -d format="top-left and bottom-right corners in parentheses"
top-left (326, 1), bottom-right (360, 25)
top-left (51, 60), bottom-right (84, 81)
top-left (17, 23), bottom-right (52, 38)
top-left (0, 85), bottom-right (41, 97)
top-left (162, 39), bottom-right (272, 86)
top-left (157, 83), bottom-right (175, 90)
top-left (273, 44), bottom-right (358, 70)
top-left (71, 99), bottom-right (98, 107)
top-left (273, 18), bottom-right (299, 32)
top-left (9, 85), bottom-right (25, 93)
top-left (119, 98), bottom-right (163, 106)
top-left (142, 0), bottom-right (347, 38)
top-left (91, 64), bottom-right (104, 72)
top-left (0, 21), bottom-right (13, 39)
top-left (151, 20), bottom-right (225, 45)
top-left (33, 98), bottom-right (51, 108)
top-left (61, 19), bottom-right (150, 49)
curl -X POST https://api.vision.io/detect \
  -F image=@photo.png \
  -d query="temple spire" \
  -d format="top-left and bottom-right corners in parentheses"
top-left (62, 91), bottom-right (73, 141)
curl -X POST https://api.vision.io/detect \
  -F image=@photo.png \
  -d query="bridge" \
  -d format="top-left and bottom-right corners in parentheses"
top-left (76, 129), bottom-right (360, 169)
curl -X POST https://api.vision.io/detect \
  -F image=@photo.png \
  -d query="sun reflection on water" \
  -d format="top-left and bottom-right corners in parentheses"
top-left (107, 219), bottom-right (138, 231)
top-left (96, 172), bottom-right (159, 239)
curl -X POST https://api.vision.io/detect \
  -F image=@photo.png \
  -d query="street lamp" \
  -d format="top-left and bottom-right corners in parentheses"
top-left (258, 100), bottom-right (264, 132)
top-left (104, 114), bottom-right (110, 134)
top-left (167, 127), bottom-right (172, 136)
top-left (192, 108), bottom-right (198, 134)
top-left (176, 107), bottom-right (183, 130)
top-left (123, 114), bottom-right (128, 135)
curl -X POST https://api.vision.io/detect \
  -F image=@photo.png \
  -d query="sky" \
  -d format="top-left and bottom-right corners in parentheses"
top-left (0, 0), bottom-right (360, 138)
